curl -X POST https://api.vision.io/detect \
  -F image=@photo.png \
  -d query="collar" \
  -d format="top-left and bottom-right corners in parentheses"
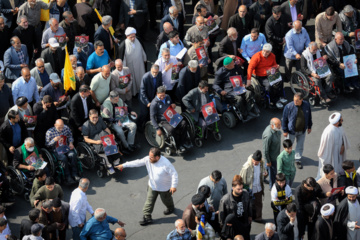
top-left (27, 2), bottom-right (36, 8)
top-left (292, 28), bottom-right (302, 34)
top-left (22, 77), bottom-right (30, 84)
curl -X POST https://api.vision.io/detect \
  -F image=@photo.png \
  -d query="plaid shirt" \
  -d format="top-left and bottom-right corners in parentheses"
top-left (45, 125), bottom-right (74, 147)
top-left (16, 50), bottom-right (25, 64)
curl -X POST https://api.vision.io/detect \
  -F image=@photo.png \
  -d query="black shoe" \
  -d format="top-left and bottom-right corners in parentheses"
top-left (295, 161), bottom-right (303, 169)
top-left (127, 145), bottom-right (135, 152)
top-left (263, 179), bottom-right (269, 184)
top-left (163, 208), bottom-right (174, 215)
top-left (353, 83), bottom-right (360, 90)
top-left (183, 142), bottom-right (193, 149)
top-left (139, 216), bottom-right (153, 226)
top-left (179, 146), bottom-right (186, 152)
top-left (129, 144), bottom-right (139, 150)
top-left (2, 194), bottom-right (15, 203)
top-left (73, 175), bottom-right (81, 182)
top-left (327, 93), bottom-right (336, 99)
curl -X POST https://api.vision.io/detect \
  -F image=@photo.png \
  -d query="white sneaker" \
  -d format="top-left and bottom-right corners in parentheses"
top-left (295, 153), bottom-right (301, 160)
top-left (276, 102), bottom-right (283, 109)
top-left (113, 159), bottom-right (120, 166)
top-left (108, 167), bottom-right (115, 175)
top-left (279, 97), bottom-right (288, 104)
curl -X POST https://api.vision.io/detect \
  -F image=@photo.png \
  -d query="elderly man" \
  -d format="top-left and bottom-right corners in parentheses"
top-left (101, 91), bottom-right (137, 154)
top-left (282, 93), bottom-right (312, 169)
top-left (114, 228), bottom-right (127, 240)
top-left (339, 5), bottom-right (360, 42)
top-left (317, 112), bottom-right (350, 178)
top-left (73, 37), bottom-right (94, 70)
top-left (13, 15), bottom-right (38, 61)
top-left (276, 203), bottom-right (305, 240)
top-left (249, 0), bottom-right (272, 32)
top-left (46, 119), bottom-right (79, 183)
top-left (280, 0), bottom-right (303, 30)
top-left (30, 58), bottom-right (53, 91)
top-left (0, 17), bottom-right (11, 62)
top-left (262, 118), bottom-right (282, 188)
top-left (184, 36), bottom-right (210, 80)
top-left (325, 32), bottom-right (359, 90)
top-left (117, 27), bottom-right (147, 96)
top-left (37, 199), bottom-right (63, 240)
top-left (110, 59), bottom-right (132, 104)
top-left (86, 41), bottom-right (112, 76)
top-left (90, 65), bottom-right (111, 107)
top-left (79, 208), bottom-right (124, 240)
top-left (228, 5), bottom-right (253, 43)
top-left (218, 27), bottom-right (241, 58)
top-left (184, 16), bottom-right (209, 48)
top-left (41, 18), bottom-right (66, 49)
top-left (167, 219), bottom-right (191, 240)
top-left (315, 7), bottom-right (343, 47)
top-left (59, 11), bottom-right (79, 52)
top-left (117, 147), bottom-right (178, 225)
top-left (40, 38), bottom-right (64, 76)
top-left (61, 54), bottom-right (78, 80)
top-left (4, 36), bottom-right (29, 81)
top-left (265, 6), bottom-right (287, 64)
top-left (240, 28), bottom-right (267, 72)
top-left (158, 30), bottom-right (185, 59)
top-left (255, 223), bottom-right (279, 240)
top-left (82, 109), bottom-right (121, 174)
top-left (215, 56), bottom-right (258, 119)
top-left (247, 44), bottom-right (286, 109)
top-left (94, 16), bottom-right (119, 60)
top-left (69, 178), bottom-right (94, 240)
top-left (160, 6), bottom-right (184, 40)
top-left (284, 20), bottom-right (310, 82)
top-left (301, 42), bottom-right (336, 102)
top-left (74, 67), bottom-right (91, 91)
top-left (0, 0), bottom-right (21, 32)
top-left (156, 22), bottom-right (173, 54)
top-left (12, 67), bottom-right (40, 106)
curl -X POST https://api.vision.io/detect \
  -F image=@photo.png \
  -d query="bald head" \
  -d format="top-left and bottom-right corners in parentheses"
top-left (270, 118), bottom-right (281, 130)
top-left (55, 119), bottom-right (65, 132)
top-left (21, 67), bottom-right (31, 82)
top-left (114, 228), bottom-right (126, 240)
top-left (196, 16), bottom-right (205, 27)
top-left (293, 20), bottom-right (302, 32)
top-left (238, 5), bottom-right (247, 18)
top-left (163, 22), bottom-right (173, 34)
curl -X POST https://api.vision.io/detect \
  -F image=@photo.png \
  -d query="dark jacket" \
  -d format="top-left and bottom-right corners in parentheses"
top-left (176, 66), bottom-right (201, 100)
top-left (38, 204), bottom-right (57, 240)
top-left (93, 0), bottom-right (111, 16)
top-left (0, 119), bottom-right (28, 150)
top-left (276, 209), bottom-right (305, 240)
top-left (40, 83), bottom-right (65, 101)
top-left (69, 93), bottom-right (95, 128)
top-left (72, 2), bottom-right (100, 43)
top-left (227, 14), bottom-right (253, 43)
top-left (139, 71), bottom-right (163, 106)
top-left (339, 9), bottom-right (360, 37)
top-left (249, 1), bottom-right (272, 32)
top-left (94, 25), bottom-right (113, 59)
top-left (313, 214), bottom-right (333, 240)
top-left (218, 36), bottom-right (240, 58)
top-left (333, 196), bottom-right (360, 240)
top-left (282, 100), bottom-right (312, 135)
top-left (156, 31), bottom-right (169, 53)
top-left (160, 14), bottom-right (185, 40)
top-left (294, 182), bottom-right (325, 217)
top-left (337, 169), bottom-right (358, 201)
top-left (218, 190), bottom-right (252, 227)
top-left (12, 25), bottom-right (37, 57)
top-left (182, 87), bottom-right (211, 122)
top-left (150, 94), bottom-right (172, 129)
top-left (0, 84), bottom-right (14, 121)
top-left (0, 0), bottom-right (24, 27)
top-left (0, 26), bottom-right (11, 61)
top-left (33, 101), bottom-right (58, 148)
top-left (213, 65), bottom-right (244, 96)
top-left (119, 0), bottom-right (148, 29)
top-left (59, 19), bottom-right (80, 52)
top-left (280, 1), bottom-right (302, 30)
top-left (265, 15), bottom-right (287, 49)
top-left (325, 39), bottom-right (354, 68)
top-left (40, 47), bottom-right (65, 77)
top-left (20, 219), bottom-right (36, 239)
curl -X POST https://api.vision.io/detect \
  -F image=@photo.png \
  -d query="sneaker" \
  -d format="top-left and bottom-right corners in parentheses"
top-left (179, 146), bottom-right (186, 152)
top-left (295, 161), bottom-right (303, 169)
top-left (279, 97), bottom-right (288, 104)
top-left (113, 159), bottom-right (120, 166)
top-left (295, 153), bottom-right (301, 160)
top-left (108, 167), bottom-right (115, 175)
top-left (276, 102), bottom-right (283, 109)
top-left (163, 208), bottom-right (174, 215)
top-left (139, 216), bottom-right (153, 226)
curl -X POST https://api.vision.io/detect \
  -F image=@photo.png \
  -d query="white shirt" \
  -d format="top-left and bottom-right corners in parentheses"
top-left (271, 184), bottom-right (293, 211)
top-left (252, 164), bottom-right (262, 193)
top-left (0, 215), bottom-right (10, 240)
top-left (154, 56), bottom-right (179, 91)
top-left (81, 96), bottom-right (88, 119)
top-left (68, 188), bottom-right (94, 227)
top-left (123, 156), bottom-right (178, 191)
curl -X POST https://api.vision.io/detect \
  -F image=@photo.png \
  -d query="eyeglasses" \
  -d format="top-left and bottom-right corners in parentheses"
top-left (38, 65), bottom-right (44, 68)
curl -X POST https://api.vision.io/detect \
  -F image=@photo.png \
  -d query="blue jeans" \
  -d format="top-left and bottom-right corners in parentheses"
top-left (289, 132), bottom-right (306, 161)
top-left (71, 226), bottom-right (83, 240)
top-left (267, 162), bottom-right (277, 190)
top-left (53, 149), bottom-right (78, 177)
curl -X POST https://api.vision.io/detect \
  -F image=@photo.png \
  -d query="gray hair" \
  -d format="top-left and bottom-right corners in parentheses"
top-left (69, 55), bottom-right (77, 61)
top-left (16, 15), bottom-right (28, 24)
top-left (175, 219), bottom-right (184, 228)
top-left (49, 18), bottom-right (58, 26)
top-left (263, 43), bottom-right (273, 52)
top-left (308, 42), bottom-right (317, 50)
top-left (157, 86), bottom-right (167, 93)
top-left (188, 60), bottom-right (198, 68)
top-left (151, 64), bottom-right (159, 70)
top-left (265, 222), bottom-right (276, 231)
top-left (94, 40), bottom-right (104, 49)
top-left (169, 6), bottom-right (178, 14)
top-left (102, 15), bottom-right (112, 25)
top-left (94, 208), bottom-right (106, 220)
top-left (10, 36), bottom-right (20, 45)
top-left (63, 11), bottom-right (73, 19)
top-left (227, 27), bottom-right (237, 36)
top-left (79, 178), bottom-right (90, 189)
top-left (76, 66), bottom-right (84, 74)
top-left (42, 200), bottom-right (54, 209)
top-left (115, 59), bottom-right (123, 65)
top-left (109, 90), bottom-right (119, 98)
top-left (25, 137), bottom-right (34, 145)
top-left (161, 47), bottom-right (170, 54)
top-left (35, 58), bottom-right (45, 65)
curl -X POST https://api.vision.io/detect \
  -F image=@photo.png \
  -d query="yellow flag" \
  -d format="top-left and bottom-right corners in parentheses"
top-left (63, 46), bottom-right (76, 92)
top-left (40, 0), bottom-right (50, 22)
top-left (94, 8), bottom-right (115, 36)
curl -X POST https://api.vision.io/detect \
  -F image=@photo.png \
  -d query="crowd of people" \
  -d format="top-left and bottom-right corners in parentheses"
top-left (0, 0), bottom-right (359, 239)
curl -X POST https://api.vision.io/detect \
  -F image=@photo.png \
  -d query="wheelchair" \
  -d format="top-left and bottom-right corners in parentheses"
top-left (290, 71), bottom-right (338, 106)
top-left (144, 113), bottom-right (193, 156)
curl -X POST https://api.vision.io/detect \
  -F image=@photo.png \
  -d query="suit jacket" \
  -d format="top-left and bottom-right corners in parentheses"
top-left (110, 67), bottom-right (132, 101)
top-left (281, 1), bottom-right (302, 30)
top-left (218, 35), bottom-right (240, 58)
top-left (94, 25), bottom-right (113, 59)
top-left (160, 14), bottom-right (184, 39)
top-left (69, 92), bottom-right (96, 128)
top-left (176, 66), bottom-right (201, 100)
top-left (0, 119), bottom-right (28, 149)
top-left (139, 71), bottom-right (163, 106)
top-left (227, 14), bottom-right (253, 43)
top-left (0, 0), bottom-right (24, 27)
top-left (4, 45), bottom-right (29, 80)
top-left (249, 1), bottom-right (272, 32)
top-left (182, 87), bottom-right (211, 122)
top-left (119, 0), bottom-right (148, 28)
top-left (40, 47), bottom-right (65, 76)
top-left (72, 2), bottom-right (100, 42)
top-left (30, 63), bottom-right (54, 88)
top-left (276, 209), bottom-right (305, 240)
top-left (156, 31), bottom-right (169, 53)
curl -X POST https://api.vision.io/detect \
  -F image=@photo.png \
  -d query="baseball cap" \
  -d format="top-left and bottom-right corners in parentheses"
top-left (48, 38), bottom-right (59, 48)
top-left (31, 223), bottom-right (44, 235)
top-left (49, 73), bottom-right (61, 83)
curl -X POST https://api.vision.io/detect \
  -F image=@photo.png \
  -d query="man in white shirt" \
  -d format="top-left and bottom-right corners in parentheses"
top-left (0, 206), bottom-right (10, 240)
top-left (68, 178), bottom-right (94, 240)
top-left (116, 147), bottom-right (178, 226)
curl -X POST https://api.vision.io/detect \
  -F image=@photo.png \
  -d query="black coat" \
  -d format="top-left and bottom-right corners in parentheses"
top-left (33, 101), bottom-right (58, 148)
top-left (337, 169), bottom-right (358, 202)
top-left (276, 209), bottom-right (306, 240)
top-left (160, 14), bottom-right (185, 40)
top-left (227, 14), bottom-right (253, 43)
top-left (218, 36), bottom-right (240, 58)
top-left (294, 182), bottom-right (325, 218)
top-left (20, 219), bottom-right (36, 239)
top-left (156, 31), bottom-right (169, 53)
top-left (265, 15), bottom-right (287, 49)
top-left (176, 66), bottom-right (201, 100)
top-left (249, 1), bottom-right (272, 32)
top-left (333, 196), bottom-right (360, 240)
top-left (213, 65), bottom-right (244, 95)
top-left (69, 93), bottom-right (96, 128)
top-left (72, 2), bottom-right (100, 43)
top-left (312, 215), bottom-right (333, 240)
top-left (94, 25), bottom-right (114, 59)
top-left (139, 71), bottom-right (163, 106)
top-left (40, 48), bottom-right (65, 77)
top-left (12, 25), bottom-right (37, 58)
top-left (0, 119), bottom-right (28, 150)
top-left (119, 0), bottom-right (148, 29)
top-left (0, 27), bottom-right (11, 61)
top-left (280, 1), bottom-right (302, 30)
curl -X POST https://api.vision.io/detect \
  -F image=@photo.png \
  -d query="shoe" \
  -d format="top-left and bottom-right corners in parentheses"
top-left (253, 218), bottom-right (264, 223)
top-left (113, 159), bottom-right (120, 166)
top-left (130, 143), bottom-right (140, 149)
top-left (183, 142), bottom-right (193, 149)
top-left (139, 216), bottom-right (153, 226)
top-left (121, 148), bottom-right (131, 155)
top-left (279, 97), bottom-right (288, 104)
top-left (107, 167), bottom-right (115, 175)
top-left (295, 153), bottom-right (301, 160)
top-left (295, 161), bottom-right (303, 169)
top-left (263, 179), bottom-right (269, 184)
top-left (276, 102), bottom-right (283, 109)
top-left (353, 83), bottom-right (360, 90)
top-left (179, 146), bottom-right (186, 152)
top-left (73, 175), bottom-right (81, 182)
top-left (327, 93), bottom-right (336, 99)
top-left (325, 98), bottom-right (331, 103)
top-left (348, 86), bottom-right (355, 91)
top-left (163, 208), bottom-right (174, 215)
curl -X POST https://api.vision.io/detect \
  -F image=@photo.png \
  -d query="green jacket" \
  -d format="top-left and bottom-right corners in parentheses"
top-left (30, 178), bottom-right (44, 207)
top-left (100, 97), bottom-right (127, 122)
top-left (33, 184), bottom-right (63, 207)
top-left (277, 150), bottom-right (296, 178)
top-left (262, 125), bottom-right (281, 164)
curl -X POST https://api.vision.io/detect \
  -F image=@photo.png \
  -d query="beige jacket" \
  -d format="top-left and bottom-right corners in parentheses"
top-left (239, 154), bottom-right (265, 195)
top-left (317, 173), bottom-right (338, 205)
top-left (315, 12), bottom-right (342, 46)
top-left (110, 67), bottom-right (132, 101)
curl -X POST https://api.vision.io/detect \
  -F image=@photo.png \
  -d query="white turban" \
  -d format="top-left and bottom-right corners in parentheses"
top-left (320, 203), bottom-right (335, 216)
top-left (346, 186), bottom-right (358, 195)
top-left (125, 27), bottom-right (136, 36)
top-left (329, 112), bottom-right (341, 124)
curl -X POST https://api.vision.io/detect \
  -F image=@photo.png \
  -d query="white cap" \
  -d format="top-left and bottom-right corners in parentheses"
top-left (346, 186), bottom-right (358, 195)
top-left (48, 38), bottom-right (59, 48)
top-left (263, 43), bottom-right (273, 52)
top-left (320, 203), bottom-right (335, 216)
top-left (125, 27), bottom-right (136, 36)
top-left (329, 112), bottom-right (341, 124)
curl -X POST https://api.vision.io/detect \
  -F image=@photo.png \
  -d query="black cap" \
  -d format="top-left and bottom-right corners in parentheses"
top-left (252, 150), bottom-right (262, 161)
top-left (191, 193), bottom-right (206, 205)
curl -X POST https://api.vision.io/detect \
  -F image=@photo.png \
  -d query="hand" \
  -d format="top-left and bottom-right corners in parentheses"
top-left (191, 109), bottom-right (195, 113)
top-left (177, 61), bottom-right (182, 66)
top-left (34, 200), bottom-right (39, 207)
top-left (199, 64), bottom-right (205, 68)
top-left (115, 164), bottom-right (123, 170)
top-left (53, 136), bottom-right (61, 142)
top-left (220, 90), bottom-right (227, 96)
top-left (339, 63), bottom-right (345, 70)
top-left (340, 145), bottom-right (345, 154)
top-left (39, 86), bottom-right (43, 91)
top-left (27, 165), bottom-right (35, 171)
top-left (156, 129), bottom-right (162, 136)
top-left (164, 62), bottom-right (173, 72)
top-left (117, 221), bottom-right (125, 227)
top-left (323, 55), bottom-right (328, 60)
top-left (78, 223), bottom-right (84, 228)
top-left (283, 132), bottom-right (288, 138)
top-left (9, 146), bottom-right (15, 154)
top-left (97, 67), bottom-right (102, 72)
top-left (263, 170), bottom-right (268, 177)
top-left (147, 103), bottom-right (151, 107)
top-left (321, 42), bottom-right (327, 47)
top-left (114, 38), bottom-right (120, 44)
top-left (246, 79), bottom-right (251, 87)
top-left (260, 14), bottom-right (265, 19)
top-left (171, 103), bottom-right (176, 109)
top-left (208, 58), bottom-right (211, 64)
top-left (206, 41), bottom-right (210, 47)
top-left (69, 142), bottom-right (74, 150)
top-left (20, 64), bottom-right (27, 68)
top-left (209, 206), bottom-right (215, 212)
top-left (266, 162), bottom-right (272, 167)
top-left (355, 222), bottom-right (360, 229)
top-left (66, 37), bottom-right (69, 42)
top-left (355, 59), bottom-right (358, 64)
top-left (95, 102), bottom-right (101, 107)
top-left (238, 48), bottom-right (243, 54)
top-left (169, 187), bottom-right (177, 195)
top-left (248, 217), bottom-right (252, 224)
top-left (109, 62), bottom-right (115, 68)
top-left (288, 22), bottom-right (293, 27)
top-left (326, 192), bottom-right (332, 197)
top-left (307, 129), bottom-right (311, 134)
top-left (77, 47), bottom-right (82, 53)
top-left (53, 101), bottom-right (59, 107)
top-left (96, 140), bottom-right (103, 145)
top-left (298, 14), bottom-right (303, 20)
top-left (311, 73), bottom-right (320, 79)
top-left (117, 121), bottom-right (122, 127)
top-left (214, 15), bottom-right (219, 20)
top-left (128, 9), bottom-right (137, 15)
top-left (295, 54), bottom-right (301, 60)
top-left (131, 111), bottom-right (137, 118)
top-left (120, 23), bottom-right (125, 30)
top-left (290, 216), bottom-right (295, 223)
top-left (78, 127), bottom-right (82, 131)
top-left (349, 32), bottom-right (355, 37)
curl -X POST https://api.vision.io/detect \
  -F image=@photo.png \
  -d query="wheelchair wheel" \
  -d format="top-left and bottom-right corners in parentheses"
top-left (6, 166), bottom-right (24, 195)
top-left (24, 192), bottom-right (30, 202)
top-left (222, 111), bottom-right (237, 129)
top-left (96, 169), bottom-right (105, 178)
top-left (251, 77), bottom-right (262, 103)
top-left (309, 97), bottom-right (316, 106)
top-left (76, 142), bottom-right (96, 169)
top-left (40, 148), bottom-right (56, 177)
top-left (213, 132), bottom-right (222, 142)
top-left (165, 147), bottom-right (173, 156)
top-left (194, 138), bottom-right (203, 148)
top-left (181, 112), bottom-right (196, 139)
top-left (290, 71), bottom-right (310, 99)
top-left (144, 121), bottom-right (165, 148)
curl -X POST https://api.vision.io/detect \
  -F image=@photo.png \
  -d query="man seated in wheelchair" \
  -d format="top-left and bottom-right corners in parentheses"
top-left (0, 161), bottom-right (15, 203)
top-left (182, 81), bottom-right (217, 136)
top-left (150, 86), bottom-right (192, 153)
top-left (82, 109), bottom-right (122, 175)
top-left (325, 32), bottom-right (360, 91)
top-left (213, 56), bottom-right (258, 118)
top-left (300, 42), bottom-right (336, 103)
top-left (247, 43), bottom-right (287, 109)
top-left (45, 119), bottom-right (80, 184)
top-left (13, 137), bottom-right (50, 179)
top-left (100, 91), bottom-right (138, 155)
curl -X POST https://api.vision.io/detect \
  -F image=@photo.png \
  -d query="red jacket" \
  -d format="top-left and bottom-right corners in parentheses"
top-left (247, 51), bottom-right (277, 80)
